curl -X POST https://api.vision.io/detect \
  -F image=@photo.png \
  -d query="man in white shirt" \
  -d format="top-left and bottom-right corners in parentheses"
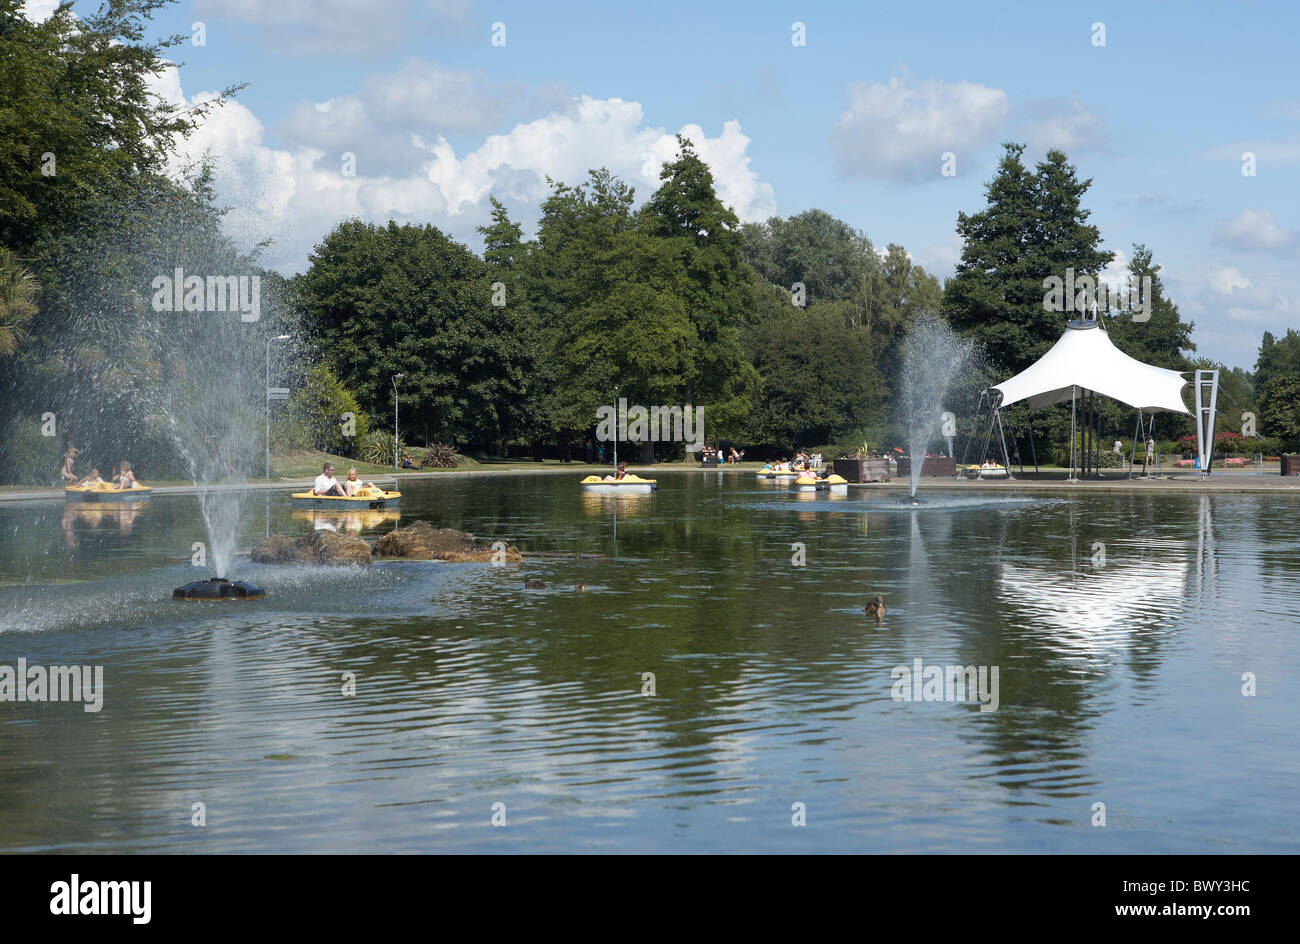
top-left (313, 462), bottom-right (346, 496)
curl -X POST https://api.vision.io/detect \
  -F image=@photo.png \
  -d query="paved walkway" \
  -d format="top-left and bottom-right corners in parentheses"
top-left (851, 473), bottom-right (1300, 494)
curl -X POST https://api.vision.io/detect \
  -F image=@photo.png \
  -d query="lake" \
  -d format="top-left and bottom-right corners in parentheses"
top-left (1, 470), bottom-right (1296, 852)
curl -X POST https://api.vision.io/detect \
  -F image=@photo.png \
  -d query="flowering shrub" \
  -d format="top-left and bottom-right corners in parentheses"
top-left (1221, 456), bottom-right (1250, 466)
top-left (1176, 459), bottom-right (1194, 467)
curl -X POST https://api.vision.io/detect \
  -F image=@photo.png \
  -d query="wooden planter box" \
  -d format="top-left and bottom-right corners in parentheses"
top-left (895, 456), bottom-right (957, 478)
top-left (1282, 455), bottom-right (1300, 476)
top-left (833, 458), bottom-right (890, 483)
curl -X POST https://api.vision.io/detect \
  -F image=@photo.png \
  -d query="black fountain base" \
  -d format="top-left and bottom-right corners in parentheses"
top-left (898, 495), bottom-right (927, 505)
top-left (172, 577), bottom-right (265, 601)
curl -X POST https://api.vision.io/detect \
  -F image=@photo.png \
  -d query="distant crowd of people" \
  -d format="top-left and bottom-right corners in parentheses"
top-left (700, 445), bottom-right (744, 464)
top-left (765, 451), bottom-right (823, 472)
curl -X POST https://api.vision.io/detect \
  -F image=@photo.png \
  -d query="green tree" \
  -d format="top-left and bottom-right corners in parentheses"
top-left (743, 302), bottom-right (883, 446)
top-left (295, 219), bottom-right (518, 449)
top-left (1106, 244), bottom-right (1195, 371)
top-left (0, 0), bottom-right (240, 250)
top-left (528, 170), bottom-right (697, 457)
top-left (477, 196), bottom-right (536, 450)
top-left (641, 137), bottom-right (760, 445)
top-left (740, 208), bottom-right (877, 307)
top-left (0, 248), bottom-right (37, 356)
top-left (278, 365), bottom-right (368, 454)
top-left (943, 143), bottom-right (1111, 380)
top-left (1255, 330), bottom-right (1300, 448)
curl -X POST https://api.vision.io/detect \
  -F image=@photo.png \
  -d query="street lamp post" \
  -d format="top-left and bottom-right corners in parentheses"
top-left (392, 373), bottom-right (404, 472)
top-left (613, 386), bottom-right (619, 469)
top-left (265, 334), bottom-right (291, 480)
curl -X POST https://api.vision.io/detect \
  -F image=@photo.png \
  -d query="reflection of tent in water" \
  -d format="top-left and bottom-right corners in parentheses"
top-left (998, 558), bottom-right (1188, 653)
top-left (976, 313), bottom-right (1209, 479)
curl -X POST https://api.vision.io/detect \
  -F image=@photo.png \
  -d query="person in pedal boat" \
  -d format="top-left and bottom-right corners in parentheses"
top-left (80, 468), bottom-right (104, 487)
top-left (61, 446), bottom-right (80, 484)
top-left (313, 462), bottom-right (347, 496)
top-left (603, 462), bottom-right (628, 482)
top-left (114, 461), bottom-right (138, 489)
top-left (343, 467), bottom-right (377, 496)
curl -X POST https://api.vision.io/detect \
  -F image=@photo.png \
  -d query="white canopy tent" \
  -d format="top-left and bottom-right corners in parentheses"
top-left (992, 321), bottom-right (1191, 414)
top-left (982, 319), bottom-right (1196, 479)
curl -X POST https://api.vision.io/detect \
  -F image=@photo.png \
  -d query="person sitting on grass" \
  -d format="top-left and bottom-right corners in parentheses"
top-left (343, 467), bottom-right (377, 496)
top-left (114, 461), bottom-right (138, 489)
top-left (313, 462), bottom-right (346, 497)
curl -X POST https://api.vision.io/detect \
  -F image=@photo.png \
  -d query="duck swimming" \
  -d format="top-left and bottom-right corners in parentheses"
top-left (864, 595), bottom-right (887, 619)
top-left (525, 580), bottom-right (546, 589)
top-left (574, 582), bottom-right (587, 592)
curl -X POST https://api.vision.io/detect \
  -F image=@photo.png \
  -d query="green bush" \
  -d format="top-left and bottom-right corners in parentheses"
top-left (360, 429), bottom-right (412, 466)
top-left (276, 366), bottom-right (369, 455)
top-left (423, 442), bottom-right (459, 468)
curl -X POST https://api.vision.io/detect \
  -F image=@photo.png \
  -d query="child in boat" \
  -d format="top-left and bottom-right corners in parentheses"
top-left (60, 446), bottom-right (79, 484)
top-left (603, 462), bottom-right (628, 482)
top-left (114, 461), bottom-right (138, 489)
top-left (80, 469), bottom-right (104, 487)
top-left (343, 468), bottom-right (377, 496)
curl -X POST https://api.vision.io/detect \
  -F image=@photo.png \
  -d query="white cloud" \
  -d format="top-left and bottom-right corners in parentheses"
top-left (163, 69), bottom-right (776, 273)
top-left (832, 75), bottom-right (1008, 181)
top-left (1016, 97), bottom-right (1109, 155)
top-left (1099, 248), bottom-right (1130, 295)
top-left (1201, 266), bottom-right (1294, 326)
top-left (423, 98), bottom-right (775, 218)
top-left (1211, 209), bottom-right (1295, 252)
top-left (1204, 132), bottom-right (1300, 164)
top-left (915, 232), bottom-right (964, 278)
top-left (1207, 266), bottom-right (1250, 295)
top-left (20, 0), bottom-right (59, 22)
top-left (277, 60), bottom-right (529, 177)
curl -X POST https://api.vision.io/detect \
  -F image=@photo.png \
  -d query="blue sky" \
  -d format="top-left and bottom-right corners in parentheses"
top-left (27, 0), bottom-right (1300, 370)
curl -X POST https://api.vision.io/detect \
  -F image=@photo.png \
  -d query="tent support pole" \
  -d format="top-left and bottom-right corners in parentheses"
top-left (960, 390), bottom-right (985, 469)
top-left (1086, 392), bottom-right (1092, 478)
top-left (1079, 392), bottom-right (1085, 479)
top-left (1027, 408), bottom-right (1040, 475)
top-left (979, 401), bottom-right (997, 470)
top-left (1128, 409), bottom-right (1141, 479)
top-left (1068, 386), bottom-right (1078, 482)
top-left (1006, 409), bottom-right (1025, 475)
top-left (995, 408), bottom-right (1014, 478)
top-left (1096, 392), bottom-right (1103, 477)
top-left (1082, 390), bottom-right (1090, 479)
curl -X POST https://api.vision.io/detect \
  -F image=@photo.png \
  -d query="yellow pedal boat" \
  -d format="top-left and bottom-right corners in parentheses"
top-left (289, 485), bottom-right (401, 508)
top-left (794, 473), bottom-right (848, 490)
top-left (579, 474), bottom-right (657, 492)
top-left (65, 481), bottom-right (153, 501)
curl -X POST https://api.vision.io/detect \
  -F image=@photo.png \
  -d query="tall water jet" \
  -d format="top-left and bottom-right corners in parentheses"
top-left (11, 159), bottom-right (295, 592)
top-left (898, 315), bottom-right (977, 499)
top-left (148, 302), bottom-right (275, 580)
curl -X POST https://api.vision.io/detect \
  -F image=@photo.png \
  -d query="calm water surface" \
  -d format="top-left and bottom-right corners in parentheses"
top-left (1, 471), bottom-right (1296, 852)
